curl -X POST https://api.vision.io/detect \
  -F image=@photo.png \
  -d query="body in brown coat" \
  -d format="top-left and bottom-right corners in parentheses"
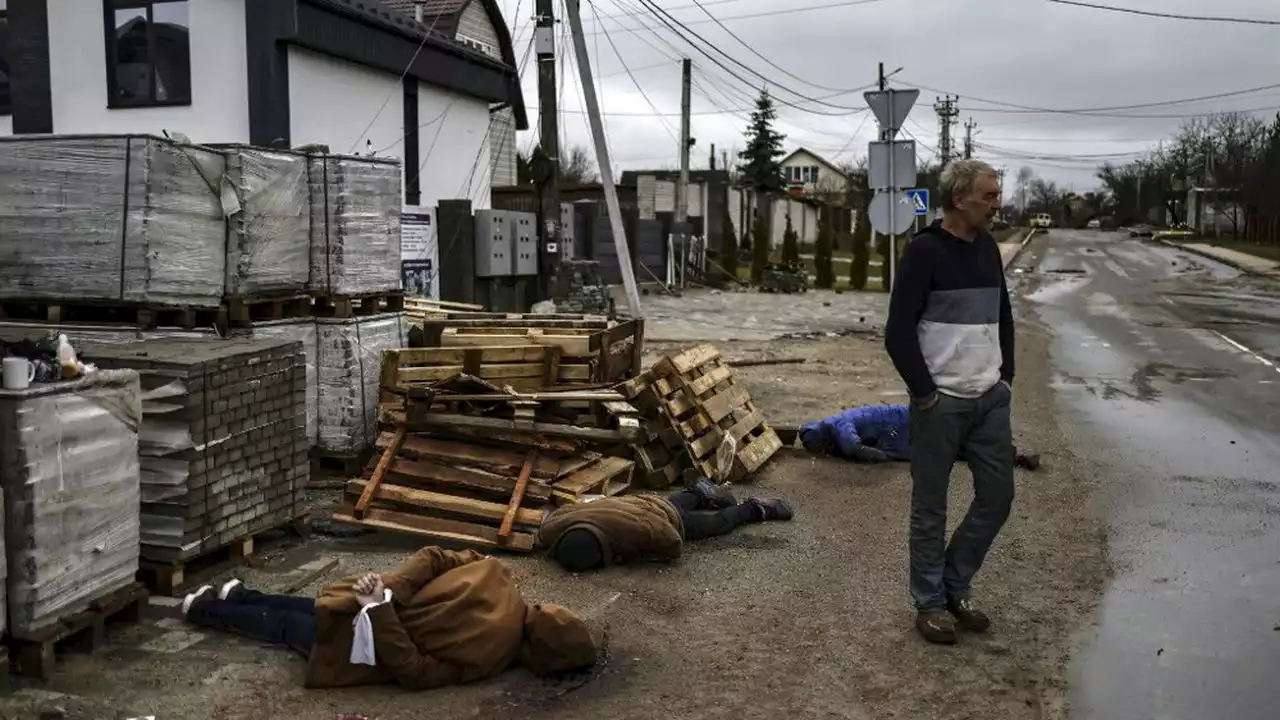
top-left (537, 494), bottom-right (685, 567)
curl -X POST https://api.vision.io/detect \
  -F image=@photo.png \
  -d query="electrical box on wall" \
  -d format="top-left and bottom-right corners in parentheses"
top-left (474, 210), bottom-right (511, 277)
top-left (560, 203), bottom-right (576, 260)
top-left (510, 211), bottom-right (538, 276)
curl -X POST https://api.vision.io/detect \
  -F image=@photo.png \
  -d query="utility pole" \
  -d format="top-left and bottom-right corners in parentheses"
top-left (674, 57), bottom-right (692, 288)
top-left (963, 118), bottom-right (977, 160)
top-left (933, 95), bottom-right (959, 167)
top-left (534, 0), bottom-right (560, 298)
top-left (709, 142), bottom-right (716, 170)
top-left (564, 0), bottom-right (642, 318)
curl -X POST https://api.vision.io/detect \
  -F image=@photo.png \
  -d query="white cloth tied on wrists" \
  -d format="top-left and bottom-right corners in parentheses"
top-left (350, 588), bottom-right (393, 666)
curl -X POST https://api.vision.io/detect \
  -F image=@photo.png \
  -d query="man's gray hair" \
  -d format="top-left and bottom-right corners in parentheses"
top-left (939, 159), bottom-right (998, 212)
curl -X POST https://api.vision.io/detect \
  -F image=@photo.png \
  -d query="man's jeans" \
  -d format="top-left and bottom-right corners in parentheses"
top-left (667, 489), bottom-right (758, 541)
top-left (908, 383), bottom-right (1015, 610)
top-left (187, 589), bottom-right (317, 657)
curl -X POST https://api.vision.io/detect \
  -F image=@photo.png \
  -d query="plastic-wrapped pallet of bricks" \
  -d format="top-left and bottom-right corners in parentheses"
top-left (0, 370), bottom-right (143, 639)
top-left (78, 338), bottom-right (309, 563)
top-left (306, 153), bottom-right (404, 296)
top-left (0, 134), bottom-right (228, 307)
top-left (315, 312), bottom-right (407, 455)
top-left (232, 319), bottom-right (319, 447)
top-left (222, 146), bottom-right (312, 296)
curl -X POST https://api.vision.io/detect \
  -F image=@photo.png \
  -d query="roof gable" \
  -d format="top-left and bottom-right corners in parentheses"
top-left (780, 147), bottom-right (847, 176)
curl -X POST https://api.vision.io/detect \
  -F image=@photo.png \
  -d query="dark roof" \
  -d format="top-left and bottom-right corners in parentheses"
top-left (619, 169), bottom-right (731, 186)
top-left (377, 0), bottom-right (528, 129)
top-left (300, 0), bottom-right (527, 128)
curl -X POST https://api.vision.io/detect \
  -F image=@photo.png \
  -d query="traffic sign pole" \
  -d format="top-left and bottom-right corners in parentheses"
top-left (864, 85), bottom-right (920, 292)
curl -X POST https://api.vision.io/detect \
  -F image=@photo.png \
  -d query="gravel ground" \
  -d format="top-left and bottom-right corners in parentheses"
top-left (0, 290), bottom-right (1108, 720)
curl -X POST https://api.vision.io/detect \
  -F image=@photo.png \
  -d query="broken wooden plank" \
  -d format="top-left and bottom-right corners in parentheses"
top-left (727, 357), bottom-right (807, 368)
top-left (356, 427), bottom-right (404, 519)
top-left (379, 456), bottom-right (552, 504)
top-left (346, 479), bottom-right (544, 526)
top-left (552, 456), bottom-right (634, 498)
top-left (500, 450), bottom-right (539, 539)
top-left (378, 432), bottom-right (565, 479)
top-left (653, 344), bottom-right (720, 377)
top-left (442, 328), bottom-right (593, 356)
top-left (736, 429), bottom-right (784, 475)
top-left (331, 506), bottom-right (536, 552)
top-left (388, 346), bottom-right (549, 365)
top-left (402, 411), bottom-right (641, 444)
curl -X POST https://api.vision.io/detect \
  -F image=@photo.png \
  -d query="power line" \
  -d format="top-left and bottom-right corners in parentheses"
top-left (582, 0), bottom-right (896, 36)
top-left (588, 0), bottom-right (679, 141)
top-left (347, 12), bottom-right (450, 154)
top-left (901, 78), bottom-right (1280, 116)
top-left (629, 0), bottom-right (870, 114)
top-left (1046, 0), bottom-right (1280, 26)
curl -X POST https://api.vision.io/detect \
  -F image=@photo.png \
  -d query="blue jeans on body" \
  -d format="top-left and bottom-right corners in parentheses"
top-left (187, 587), bottom-right (317, 657)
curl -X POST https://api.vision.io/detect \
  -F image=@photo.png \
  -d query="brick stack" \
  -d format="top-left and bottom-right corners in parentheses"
top-left (80, 338), bottom-right (308, 563)
top-left (552, 260), bottom-right (611, 316)
top-left (307, 154), bottom-right (403, 296)
top-left (0, 370), bottom-right (142, 638)
top-left (315, 312), bottom-right (407, 455)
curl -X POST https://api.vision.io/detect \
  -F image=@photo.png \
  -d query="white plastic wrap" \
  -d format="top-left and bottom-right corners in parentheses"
top-left (0, 135), bottom-right (227, 307)
top-left (223, 146), bottom-right (312, 297)
top-left (0, 370), bottom-right (142, 639)
top-left (307, 154), bottom-right (403, 296)
top-left (0, 321), bottom-right (219, 346)
top-left (315, 312), bottom-right (407, 455)
top-left (232, 319), bottom-right (318, 446)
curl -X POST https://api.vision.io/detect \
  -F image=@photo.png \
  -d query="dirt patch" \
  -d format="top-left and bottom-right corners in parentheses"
top-left (0, 293), bottom-right (1106, 720)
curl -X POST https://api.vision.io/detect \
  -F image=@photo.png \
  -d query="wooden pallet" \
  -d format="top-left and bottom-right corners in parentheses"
top-left (620, 373), bottom-right (694, 488)
top-left (0, 298), bottom-right (224, 330)
top-left (225, 293), bottom-right (314, 328)
top-left (645, 344), bottom-right (783, 482)
top-left (138, 514), bottom-right (312, 596)
top-left (380, 345), bottom-right (573, 398)
top-left (419, 317), bottom-right (645, 385)
top-left (8, 582), bottom-right (149, 680)
top-left (548, 455), bottom-right (633, 505)
top-left (314, 291), bottom-right (406, 319)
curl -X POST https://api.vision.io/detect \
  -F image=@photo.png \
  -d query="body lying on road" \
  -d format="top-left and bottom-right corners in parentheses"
top-left (798, 404), bottom-right (1040, 470)
top-left (539, 480), bottom-right (793, 572)
top-left (180, 546), bottom-right (598, 690)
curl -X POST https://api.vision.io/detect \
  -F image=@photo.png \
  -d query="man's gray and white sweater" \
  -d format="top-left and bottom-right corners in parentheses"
top-left (884, 222), bottom-right (1014, 400)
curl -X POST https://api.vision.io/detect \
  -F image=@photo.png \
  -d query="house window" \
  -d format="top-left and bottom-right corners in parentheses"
top-left (103, 0), bottom-right (192, 108)
top-left (0, 0), bottom-right (10, 116)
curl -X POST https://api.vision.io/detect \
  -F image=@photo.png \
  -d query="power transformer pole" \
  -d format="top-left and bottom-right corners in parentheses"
top-left (934, 95), bottom-right (959, 167)
top-left (534, 0), bottom-right (560, 297)
top-left (963, 118), bottom-right (978, 159)
top-left (674, 58), bottom-right (693, 288)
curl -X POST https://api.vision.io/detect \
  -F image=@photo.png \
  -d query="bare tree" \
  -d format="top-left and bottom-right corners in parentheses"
top-left (561, 145), bottom-right (598, 185)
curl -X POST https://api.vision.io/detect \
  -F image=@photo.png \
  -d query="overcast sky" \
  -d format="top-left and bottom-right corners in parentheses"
top-left (496, 0), bottom-right (1280, 192)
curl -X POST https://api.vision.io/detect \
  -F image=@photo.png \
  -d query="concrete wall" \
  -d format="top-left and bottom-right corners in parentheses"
top-left (43, 0), bottom-right (248, 140)
top-left (417, 81), bottom-right (492, 209)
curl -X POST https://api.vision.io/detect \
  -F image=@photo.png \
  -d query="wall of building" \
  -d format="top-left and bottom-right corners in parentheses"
top-left (451, 1), bottom-right (517, 188)
top-left (417, 81), bottom-right (492, 209)
top-left (45, 0), bottom-right (249, 141)
top-left (728, 190), bottom-right (820, 248)
top-left (288, 45), bottom-right (402, 156)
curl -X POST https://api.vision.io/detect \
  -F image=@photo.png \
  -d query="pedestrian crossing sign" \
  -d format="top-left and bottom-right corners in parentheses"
top-left (906, 189), bottom-right (929, 216)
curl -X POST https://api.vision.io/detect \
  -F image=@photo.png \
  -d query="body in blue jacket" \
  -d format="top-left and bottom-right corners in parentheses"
top-left (800, 404), bottom-right (1040, 469)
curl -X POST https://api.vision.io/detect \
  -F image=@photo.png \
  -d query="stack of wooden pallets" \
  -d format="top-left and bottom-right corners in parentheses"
top-left (621, 344), bottom-right (784, 486)
top-left (330, 345), bottom-right (641, 552)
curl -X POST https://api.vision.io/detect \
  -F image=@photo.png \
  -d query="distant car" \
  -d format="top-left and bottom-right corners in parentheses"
top-left (1086, 219), bottom-right (1101, 230)
top-left (1030, 213), bottom-right (1053, 229)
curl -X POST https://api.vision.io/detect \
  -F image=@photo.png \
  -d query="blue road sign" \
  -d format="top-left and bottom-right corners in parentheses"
top-left (906, 189), bottom-right (929, 215)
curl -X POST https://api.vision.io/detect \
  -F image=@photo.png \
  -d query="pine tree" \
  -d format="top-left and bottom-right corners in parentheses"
top-left (736, 90), bottom-right (786, 282)
top-left (781, 214), bottom-right (800, 265)
top-left (720, 206), bottom-right (738, 283)
top-left (814, 208), bottom-right (835, 289)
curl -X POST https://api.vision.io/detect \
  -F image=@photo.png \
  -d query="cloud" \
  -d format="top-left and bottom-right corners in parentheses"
top-left (503, 0), bottom-right (1280, 189)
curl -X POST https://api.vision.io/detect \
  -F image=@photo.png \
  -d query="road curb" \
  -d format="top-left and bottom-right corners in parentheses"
top-left (1003, 229), bottom-right (1038, 270)
top-left (1156, 238), bottom-right (1277, 277)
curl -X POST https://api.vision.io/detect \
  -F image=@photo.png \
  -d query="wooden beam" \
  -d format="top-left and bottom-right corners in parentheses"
top-left (356, 427), bottom-right (404, 519)
top-left (346, 479), bottom-right (544, 526)
top-left (380, 456), bottom-right (552, 504)
top-left (500, 450), bottom-right (539, 539)
top-left (331, 505), bottom-right (536, 552)
top-left (402, 411), bottom-right (640, 444)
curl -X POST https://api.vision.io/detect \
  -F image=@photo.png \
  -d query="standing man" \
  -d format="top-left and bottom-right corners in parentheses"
top-left (884, 159), bottom-right (1015, 645)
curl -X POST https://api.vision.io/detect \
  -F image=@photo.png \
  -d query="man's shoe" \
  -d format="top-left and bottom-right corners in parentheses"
top-left (692, 478), bottom-right (737, 509)
top-left (916, 610), bottom-right (957, 644)
top-left (182, 585), bottom-right (214, 616)
top-left (218, 578), bottom-right (246, 601)
top-left (1015, 452), bottom-right (1041, 471)
top-left (947, 597), bottom-right (992, 632)
top-left (746, 497), bottom-right (793, 522)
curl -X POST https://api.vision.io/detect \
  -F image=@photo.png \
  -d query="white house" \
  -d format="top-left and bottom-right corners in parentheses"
top-left (1, 0), bottom-right (528, 209)
top-left (780, 147), bottom-right (848, 196)
top-left (384, 0), bottom-right (520, 188)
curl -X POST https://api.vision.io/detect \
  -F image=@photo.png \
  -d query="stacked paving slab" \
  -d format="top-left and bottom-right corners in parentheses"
top-left (81, 338), bottom-right (308, 563)
top-left (0, 370), bottom-right (143, 638)
top-left (553, 260), bottom-right (612, 315)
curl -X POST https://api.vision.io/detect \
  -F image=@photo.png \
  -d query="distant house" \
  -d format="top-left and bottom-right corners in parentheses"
top-left (383, 0), bottom-right (524, 188)
top-left (779, 147), bottom-right (850, 198)
top-left (3, 0), bottom-right (527, 208)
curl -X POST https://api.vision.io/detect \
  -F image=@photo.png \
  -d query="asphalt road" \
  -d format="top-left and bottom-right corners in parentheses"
top-left (1012, 230), bottom-right (1280, 720)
